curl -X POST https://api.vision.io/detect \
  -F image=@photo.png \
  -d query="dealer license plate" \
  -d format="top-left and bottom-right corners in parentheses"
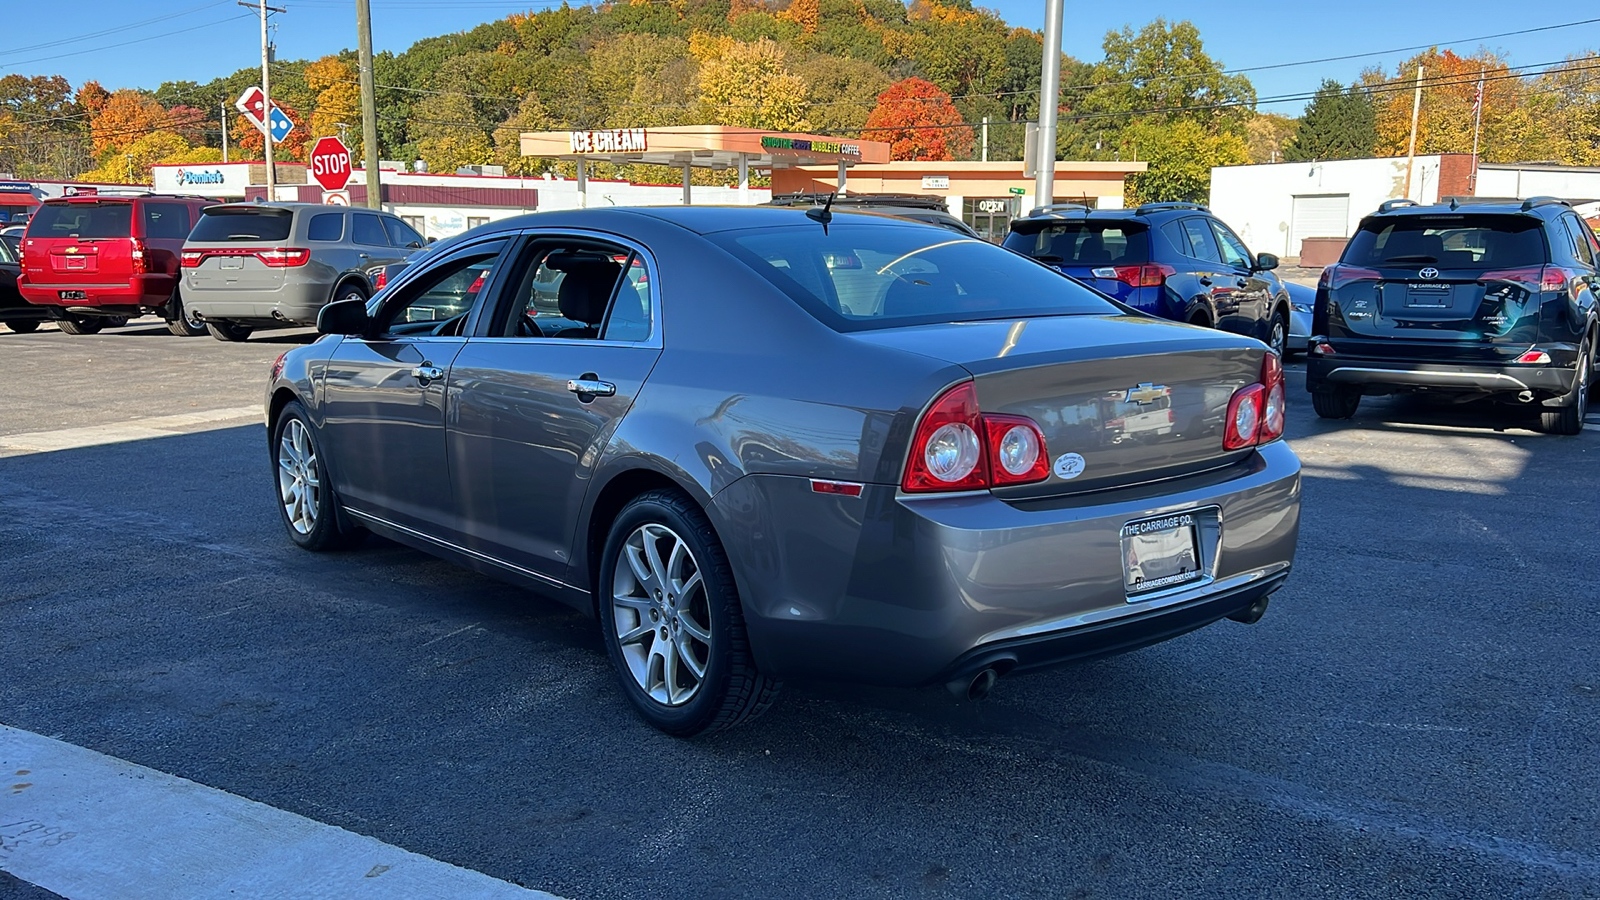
top-left (57, 290), bottom-right (87, 300)
top-left (1121, 512), bottom-right (1202, 596)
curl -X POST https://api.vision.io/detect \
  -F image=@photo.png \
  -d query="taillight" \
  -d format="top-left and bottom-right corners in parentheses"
top-left (257, 247), bottom-right (311, 267)
top-left (1111, 263), bottom-right (1175, 288)
top-left (270, 350), bottom-right (288, 381)
top-left (902, 383), bottom-right (1050, 493)
top-left (373, 268), bottom-right (388, 290)
top-left (1319, 264), bottom-right (1381, 291)
top-left (129, 238), bottom-right (147, 274)
top-left (181, 250), bottom-right (203, 268)
top-left (1224, 354), bottom-right (1286, 450)
top-left (1480, 266), bottom-right (1567, 292)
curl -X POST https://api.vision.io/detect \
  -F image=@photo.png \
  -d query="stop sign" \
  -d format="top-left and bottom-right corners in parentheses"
top-left (309, 137), bottom-right (352, 191)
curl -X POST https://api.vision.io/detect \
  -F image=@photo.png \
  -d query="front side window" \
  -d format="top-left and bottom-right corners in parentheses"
top-left (1210, 221), bottom-right (1253, 269)
top-left (352, 213), bottom-right (389, 246)
top-left (717, 223), bottom-right (1117, 331)
top-left (378, 240), bottom-right (507, 336)
top-left (494, 242), bottom-right (646, 341)
top-left (142, 202), bottom-right (191, 239)
top-left (383, 216), bottom-right (424, 248)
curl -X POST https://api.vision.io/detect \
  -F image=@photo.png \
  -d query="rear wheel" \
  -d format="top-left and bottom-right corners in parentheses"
top-left (1539, 338), bottom-right (1591, 435)
top-left (206, 321), bottom-right (253, 342)
top-left (599, 490), bottom-right (779, 736)
top-left (1312, 386), bottom-right (1361, 419)
top-left (56, 317), bottom-right (102, 335)
top-left (165, 293), bottom-right (207, 337)
top-left (3, 320), bottom-right (39, 334)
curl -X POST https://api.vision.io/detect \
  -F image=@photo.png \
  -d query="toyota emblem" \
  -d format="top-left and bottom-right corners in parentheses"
top-left (1419, 267), bottom-right (1439, 279)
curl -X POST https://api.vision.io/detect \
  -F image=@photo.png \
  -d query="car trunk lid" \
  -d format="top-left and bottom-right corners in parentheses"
top-left (854, 315), bottom-right (1263, 497)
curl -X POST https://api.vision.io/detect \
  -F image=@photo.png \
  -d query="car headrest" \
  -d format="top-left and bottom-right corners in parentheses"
top-left (557, 259), bottom-right (622, 326)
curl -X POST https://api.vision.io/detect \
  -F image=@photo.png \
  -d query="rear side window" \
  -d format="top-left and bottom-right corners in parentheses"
top-left (28, 202), bottom-right (131, 239)
top-left (142, 202), bottom-right (192, 240)
top-left (1003, 221), bottom-right (1150, 266)
top-left (1162, 218), bottom-right (1222, 263)
top-left (352, 213), bottom-right (389, 246)
top-left (307, 213), bottom-right (344, 242)
top-left (383, 216), bottom-right (424, 248)
top-left (1344, 215), bottom-right (1548, 269)
top-left (713, 223), bottom-right (1117, 332)
top-left (189, 208), bottom-right (293, 242)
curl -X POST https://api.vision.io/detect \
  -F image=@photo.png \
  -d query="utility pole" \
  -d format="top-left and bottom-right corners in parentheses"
top-left (981, 116), bottom-right (989, 163)
top-left (1403, 65), bottom-right (1424, 200)
top-left (241, 1), bottom-right (285, 198)
top-left (1033, 0), bottom-right (1064, 208)
top-left (1469, 69), bottom-right (1485, 194)
top-left (221, 102), bottom-right (228, 163)
top-left (356, 0), bottom-right (382, 209)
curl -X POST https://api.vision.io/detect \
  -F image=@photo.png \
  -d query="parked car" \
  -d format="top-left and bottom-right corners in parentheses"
top-left (1307, 197), bottom-right (1599, 434)
top-left (766, 192), bottom-right (980, 238)
top-left (17, 193), bottom-right (215, 335)
top-left (1003, 202), bottom-right (1294, 357)
top-left (1, 226), bottom-right (22, 258)
top-left (181, 203), bottom-right (424, 342)
top-left (0, 235), bottom-right (51, 333)
top-left (266, 206), bottom-right (1301, 736)
top-left (1285, 281), bottom-right (1314, 355)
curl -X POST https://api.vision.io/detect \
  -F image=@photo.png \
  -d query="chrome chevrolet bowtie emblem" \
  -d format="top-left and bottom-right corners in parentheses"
top-left (1125, 383), bottom-right (1170, 405)
top-left (1419, 267), bottom-right (1439, 279)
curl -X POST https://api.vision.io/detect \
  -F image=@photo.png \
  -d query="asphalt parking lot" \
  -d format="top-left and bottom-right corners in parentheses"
top-left (3, 318), bottom-right (1599, 899)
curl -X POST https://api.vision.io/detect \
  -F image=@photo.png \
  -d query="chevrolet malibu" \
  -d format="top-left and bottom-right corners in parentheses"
top-left (265, 206), bottom-right (1301, 736)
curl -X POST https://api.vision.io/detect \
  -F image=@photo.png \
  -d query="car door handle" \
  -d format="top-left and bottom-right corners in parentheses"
top-left (410, 365), bottom-right (443, 383)
top-left (567, 378), bottom-right (616, 397)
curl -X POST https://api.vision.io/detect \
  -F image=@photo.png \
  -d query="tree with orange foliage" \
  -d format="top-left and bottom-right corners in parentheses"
top-left (77, 80), bottom-right (110, 115)
top-left (1374, 49), bottom-right (1521, 159)
top-left (863, 77), bottom-right (972, 161)
top-left (90, 90), bottom-right (169, 155)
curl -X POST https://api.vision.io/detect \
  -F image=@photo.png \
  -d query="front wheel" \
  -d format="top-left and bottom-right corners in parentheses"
top-left (206, 321), bottom-right (253, 342)
top-left (272, 402), bottom-right (364, 551)
top-left (1539, 339), bottom-right (1591, 435)
top-left (3, 320), bottom-right (39, 334)
top-left (1267, 310), bottom-right (1289, 358)
top-left (56, 317), bottom-right (102, 335)
top-left (599, 490), bottom-right (779, 736)
top-left (1312, 386), bottom-right (1361, 419)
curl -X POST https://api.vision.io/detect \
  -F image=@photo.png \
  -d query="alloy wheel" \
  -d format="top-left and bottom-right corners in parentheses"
top-left (611, 523), bottom-right (712, 706)
top-left (1269, 315), bottom-right (1287, 357)
top-left (277, 419), bottom-right (320, 535)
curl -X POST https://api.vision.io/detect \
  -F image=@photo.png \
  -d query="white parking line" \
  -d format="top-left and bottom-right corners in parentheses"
top-left (0, 407), bottom-right (261, 455)
top-left (0, 725), bottom-right (561, 900)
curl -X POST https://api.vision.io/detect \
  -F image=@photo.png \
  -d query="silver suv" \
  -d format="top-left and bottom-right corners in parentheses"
top-left (181, 203), bottom-right (424, 341)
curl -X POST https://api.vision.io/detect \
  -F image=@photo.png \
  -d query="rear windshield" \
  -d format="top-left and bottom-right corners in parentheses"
top-left (1003, 221), bottom-right (1150, 266)
top-left (1344, 215), bottom-right (1548, 269)
top-left (189, 208), bottom-right (294, 242)
top-left (28, 201), bottom-right (131, 239)
top-left (709, 223), bottom-right (1117, 331)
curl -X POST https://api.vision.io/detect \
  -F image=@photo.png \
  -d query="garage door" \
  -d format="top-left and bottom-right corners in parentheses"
top-left (1290, 194), bottom-right (1351, 251)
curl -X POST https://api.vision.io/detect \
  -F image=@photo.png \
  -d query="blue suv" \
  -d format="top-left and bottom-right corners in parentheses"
top-left (1004, 202), bottom-right (1292, 357)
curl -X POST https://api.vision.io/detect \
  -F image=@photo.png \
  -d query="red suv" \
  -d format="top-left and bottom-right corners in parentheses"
top-left (18, 193), bottom-right (214, 335)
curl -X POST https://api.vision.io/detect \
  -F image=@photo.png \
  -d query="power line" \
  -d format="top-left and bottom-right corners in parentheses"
top-left (0, 13), bottom-right (254, 68)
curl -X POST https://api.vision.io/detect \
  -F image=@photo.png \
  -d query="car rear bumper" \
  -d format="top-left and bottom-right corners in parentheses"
top-left (181, 280), bottom-right (330, 325)
top-left (18, 273), bottom-right (175, 308)
top-left (711, 440), bottom-right (1301, 686)
top-left (1306, 352), bottom-right (1578, 396)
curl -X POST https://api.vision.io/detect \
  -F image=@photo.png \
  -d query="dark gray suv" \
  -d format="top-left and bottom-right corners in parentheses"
top-left (182, 203), bottom-right (424, 341)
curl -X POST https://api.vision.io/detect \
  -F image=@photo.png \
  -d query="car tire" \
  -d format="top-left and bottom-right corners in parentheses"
top-left (1267, 309), bottom-right (1289, 357)
top-left (334, 282), bottom-right (369, 306)
top-left (165, 293), bottom-right (207, 337)
top-left (102, 316), bottom-right (129, 329)
top-left (272, 402), bottom-right (364, 551)
top-left (3, 320), bottom-right (39, 333)
top-left (1539, 338), bottom-right (1591, 435)
top-left (56, 317), bottom-right (102, 335)
top-left (598, 489), bottom-right (779, 736)
top-left (1312, 386), bottom-right (1361, 419)
top-left (206, 321), bottom-right (253, 342)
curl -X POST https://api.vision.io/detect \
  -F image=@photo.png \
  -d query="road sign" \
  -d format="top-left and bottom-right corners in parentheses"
top-left (1008, 187), bottom-right (1026, 195)
top-left (322, 190), bottom-right (350, 206)
top-left (309, 137), bottom-right (351, 191)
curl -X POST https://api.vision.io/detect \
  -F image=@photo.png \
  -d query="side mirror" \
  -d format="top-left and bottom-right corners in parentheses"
top-left (407, 240), bottom-right (423, 249)
top-left (318, 298), bottom-right (371, 337)
top-left (426, 236), bottom-right (438, 245)
top-left (1253, 252), bottom-right (1279, 272)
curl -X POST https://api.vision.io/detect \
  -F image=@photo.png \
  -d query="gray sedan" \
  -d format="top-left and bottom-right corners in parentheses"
top-left (265, 206), bottom-right (1302, 736)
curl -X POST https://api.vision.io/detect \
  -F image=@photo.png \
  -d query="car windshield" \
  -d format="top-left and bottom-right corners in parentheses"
top-left (711, 223), bottom-right (1117, 331)
top-left (189, 208), bottom-right (294, 242)
top-left (1003, 220), bottom-right (1150, 266)
top-left (1344, 215), bottom-right (1548, 268)
top-left (28, 202), bottom-right (132, 239)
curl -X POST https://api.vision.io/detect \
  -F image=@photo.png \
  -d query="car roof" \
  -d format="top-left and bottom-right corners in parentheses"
top-left (1362, 196), bottom-right (1571, 219)
top-left (463, 205), bottom-right (946, 237)
top-left (1009, 201), bottom-right (1212, 229)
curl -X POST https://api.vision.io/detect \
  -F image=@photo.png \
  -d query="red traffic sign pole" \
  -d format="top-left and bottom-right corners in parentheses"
top-left (309, 136), bottom-right (353, 192)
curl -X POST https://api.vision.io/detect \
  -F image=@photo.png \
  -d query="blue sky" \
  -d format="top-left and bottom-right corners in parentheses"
top-left (4, 0), bottom-right (1599, 115)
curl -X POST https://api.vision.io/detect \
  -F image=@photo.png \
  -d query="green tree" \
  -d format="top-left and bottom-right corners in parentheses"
top-left (798, 54), bottom-right (892, 134)
top-left (1285, 80), bottom-right (1376, 160)
top-left (694, 36), bottom-right (809, 130)
top-left (1122, 118), bottom-right (1249, 203)
top-left (1246, 112), bottom-right (1298, 163)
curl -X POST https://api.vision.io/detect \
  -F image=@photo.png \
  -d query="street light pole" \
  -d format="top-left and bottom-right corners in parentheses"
top-left (1033, 0), bottom-right (1064, 208)
top-left (355, 0), bottom-right (382, 209)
